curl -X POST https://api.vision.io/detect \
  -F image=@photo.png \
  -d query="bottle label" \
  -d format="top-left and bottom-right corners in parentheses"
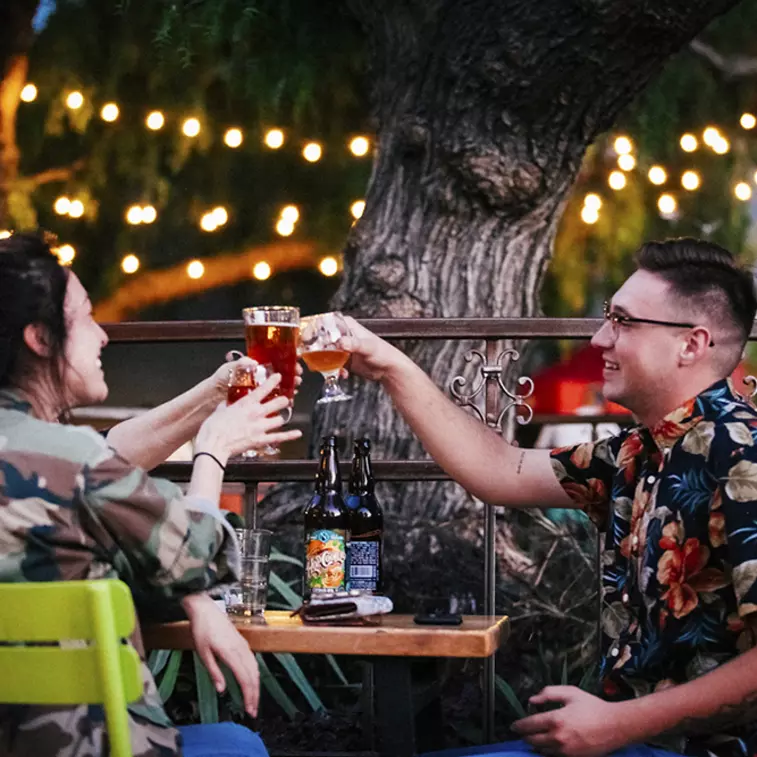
top-left (306, 529), bottom-right (347, 592)
top-left (347, 540), bottom-right (380, 591)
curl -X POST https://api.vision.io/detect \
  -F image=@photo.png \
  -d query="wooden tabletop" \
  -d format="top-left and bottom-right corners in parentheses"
top-left (144, 612), bottom-right (509, 658)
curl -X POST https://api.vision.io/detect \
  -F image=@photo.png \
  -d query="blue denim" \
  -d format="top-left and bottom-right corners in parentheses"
top-left (179, 722), bottom-right (269, 757)
top-left (421, 738), bottom-right (681, 757)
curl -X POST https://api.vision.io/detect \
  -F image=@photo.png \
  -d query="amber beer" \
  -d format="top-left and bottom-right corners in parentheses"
top-left (300, 349), bottom-right (349, 374)
top-left (243, 306), bottom-right (299, 401)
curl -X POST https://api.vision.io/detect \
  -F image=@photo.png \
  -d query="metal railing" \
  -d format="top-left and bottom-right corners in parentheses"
top-left (101, 316), bottom-right (624, 747)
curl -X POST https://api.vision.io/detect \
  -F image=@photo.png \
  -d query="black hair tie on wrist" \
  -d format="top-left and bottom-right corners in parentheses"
top-left (192, 451), bottom-right (226, 472)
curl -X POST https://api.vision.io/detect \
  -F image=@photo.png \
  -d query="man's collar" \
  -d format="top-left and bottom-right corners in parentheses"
top-left (646, 377), bottom-right (744, 450)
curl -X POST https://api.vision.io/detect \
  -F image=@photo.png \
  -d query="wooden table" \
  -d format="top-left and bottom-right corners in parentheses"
top-left (145, 612), bottom-right (509, 757)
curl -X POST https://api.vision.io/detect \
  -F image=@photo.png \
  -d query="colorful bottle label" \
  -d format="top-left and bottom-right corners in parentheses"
top-left (305, 529), bottom-right (347, 593)
top-left (347, 540), bottom-right (380, 591)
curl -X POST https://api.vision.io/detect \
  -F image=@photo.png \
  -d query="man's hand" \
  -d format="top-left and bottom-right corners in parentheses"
top-left (339, 316), bottom-right (406, 382)
top-left (180, 593), bottom-right (260, 718)
top-left (512, 686), bottom-right (630, 757)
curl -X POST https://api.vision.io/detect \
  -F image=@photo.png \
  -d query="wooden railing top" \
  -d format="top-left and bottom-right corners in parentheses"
top-left (103, 317), bottom-right (602, 342)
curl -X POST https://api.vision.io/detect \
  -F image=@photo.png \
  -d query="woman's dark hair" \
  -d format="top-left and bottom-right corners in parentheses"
top-left (635, 237), bottom-right (757, 345)
top-left (0, 232), bottom-right (69, 392)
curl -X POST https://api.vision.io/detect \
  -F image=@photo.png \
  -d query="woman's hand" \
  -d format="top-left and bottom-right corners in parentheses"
top-left (180, 593), bottom-right (260, 718)
top-left (214, 354), bottom-right (303, 398)
top-left (196, 372), bottom-right (301, 460)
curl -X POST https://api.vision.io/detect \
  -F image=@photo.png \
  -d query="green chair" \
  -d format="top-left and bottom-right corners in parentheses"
top-left (0, 579), bottom-right (143, 757)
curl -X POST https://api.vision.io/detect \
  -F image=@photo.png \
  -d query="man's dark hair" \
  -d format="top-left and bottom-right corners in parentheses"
top-left (635, 238), bottom-right (757, 349)
top-left (0, 232), bottom-right (69, 393)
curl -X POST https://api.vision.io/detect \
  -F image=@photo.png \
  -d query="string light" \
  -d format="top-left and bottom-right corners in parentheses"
top-left (275, 218), bottom-right (295, 236)
top-left (212, 207), bottom-right (228, 226)
top-left (648, 166), bottom-right (667, 185)
top-left (141, 205), bottom-right (157, 224)
top-left (712, 137), bottom-right (730, 155)
top-left (580, 206), bottom-right (599, 224)
top-left (66, 91), bottom-right (84, 110)
top-left (584, 193), bottom-right (602, 211)
top-left (302, 142), bottom-right (322, 162)
top-left (349, 136), bottom-right (370, 157)
top-left (187, 260), bottom-right (205, 279)
top-left (735, 182), bottom-right (752, 201)
top-left (146, 111), bottom-right (164, 130)
top-left (679, 134), bottom-right (698, 152)
top-left (350, 200), bottom-right (366, 219)
top-left (264, 129), bottom-right (285, 149)
top-left (681, 171), bottom-right (700, 191)
top-left (100, 103), bottom-right (119, 122)
top-left (121, 254), bottom-right (140, 274)
top-left (126, 205), bottom-right (144, 225)
top-left (703, 127), bottom-right (720, 147)
top-left (319, 257), bottom-right (339, 276)
top-left (224, 128), bottom-right (243, 148)
top-left (608, 171), bottom-right (626, 190)
top-left (613, 136), bottom-right (633, 155)
top-left (740, 113), bottom-right (756, 130)
top-left (68, 199), bottom-right (85, 218)
top-left (618, 154), bottom-right (636, 172)
top-left (56, 244), bottom-right (76, 265)
top-left (200, 212), bottom-right (218, 232)
top-left (20, 84), bottom-right (37, 103)
top-left (0, 231), bottom-right (11, 240)
top-left (182, 118), bottom-right (201, 137)
top-left (280, 205), bottom-right (299, 224)
top-left (253, 262), bottom-right (272, 280)
top-left (658, 194), bottom-right (677, 215)
top-left (54, 196), bottom-right (71, 215)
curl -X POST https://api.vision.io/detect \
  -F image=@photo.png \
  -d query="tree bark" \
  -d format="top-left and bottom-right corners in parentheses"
top-left (263, 0), bottom-right (741, 530)
top-left (0, 1), bottom-right (38, 226)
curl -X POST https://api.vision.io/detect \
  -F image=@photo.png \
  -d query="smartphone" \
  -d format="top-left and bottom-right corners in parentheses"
top-left (413, 612), bottom-right (463, 626)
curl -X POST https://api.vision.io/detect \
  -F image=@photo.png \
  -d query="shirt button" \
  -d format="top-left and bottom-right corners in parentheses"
top-left (632, 535), bottom-right (639, 547)
top-left (646, 475), bottom-right (655, 485)
top-left (622, 593), bottom-right (629, 604)
top-left (611, 647), bottom-right (619, 657)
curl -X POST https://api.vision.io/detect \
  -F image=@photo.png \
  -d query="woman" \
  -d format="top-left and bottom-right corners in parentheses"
top-left (0, 232), bottom-right (301, 757)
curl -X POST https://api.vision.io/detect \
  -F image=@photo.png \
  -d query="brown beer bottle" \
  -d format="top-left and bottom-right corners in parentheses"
top-left (346, 438), bottom-right (384, 593)
top-left (304, 436), bottom-right (349, 596)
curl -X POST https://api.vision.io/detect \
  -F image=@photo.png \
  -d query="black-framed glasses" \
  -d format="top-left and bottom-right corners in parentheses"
top-left (603, 301), bottom-right (714, 347)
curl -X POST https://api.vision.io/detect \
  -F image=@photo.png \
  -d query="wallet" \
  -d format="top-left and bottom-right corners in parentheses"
top-left (293, 591), bottom-right (393, 623)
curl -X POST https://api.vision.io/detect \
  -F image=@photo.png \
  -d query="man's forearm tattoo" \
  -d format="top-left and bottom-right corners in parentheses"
top-left (516, 451), bottom-right (525, 475)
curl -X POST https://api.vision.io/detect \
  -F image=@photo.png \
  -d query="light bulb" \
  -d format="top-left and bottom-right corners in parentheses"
top-left (182, 118), bottom-right (201, 137)
top-left (648, 166), bottom-right (667, 185)
top-left (121, 254), bottom-right (140, 274)
top-left (100, 103), bottom-right (119, 122)
top-left (350, 200), bottom-right (366, 219)
top-left (146, 111), bottom-right (164, 130)
top-left (613, 136), bottom-right (632, 155)
top-left (253, 262), bottom-right (272, 280)
top-left (349, 136), bottom-right (370, 156)
top-left (187, 260), bottom-right (205, 279)
top-left (20, 84), bottom-right (37, 102)
top-left (264, 129), bottom-right (285, 149)
top-left (66, 91), bottom-right (83, 110)
top-left (224, 128), bottom-right (243, 148)
top-left (608, 171), bottom-right (626, 190)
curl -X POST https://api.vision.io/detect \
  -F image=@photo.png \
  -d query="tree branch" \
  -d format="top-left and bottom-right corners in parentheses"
top-left (689, 38), bottom-right (757, 78)
top-left (1, 159), bottom-right (87, 190)
top-left (93, 240), bottom-right (323, 322)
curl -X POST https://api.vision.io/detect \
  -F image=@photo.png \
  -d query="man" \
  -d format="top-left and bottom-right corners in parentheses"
top-left (342, 238), bottom-right (757, 757)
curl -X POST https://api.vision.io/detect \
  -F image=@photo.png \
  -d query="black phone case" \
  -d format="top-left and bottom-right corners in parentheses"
top-left (413, 613), bottom-right (463, 626)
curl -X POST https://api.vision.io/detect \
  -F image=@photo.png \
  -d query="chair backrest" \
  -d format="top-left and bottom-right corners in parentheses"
top-left (0, 579), bottom-right (143, 757)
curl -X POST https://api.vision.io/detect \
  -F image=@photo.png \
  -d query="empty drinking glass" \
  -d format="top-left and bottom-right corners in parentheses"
top-left (228, 528), bottom-right (272, 620)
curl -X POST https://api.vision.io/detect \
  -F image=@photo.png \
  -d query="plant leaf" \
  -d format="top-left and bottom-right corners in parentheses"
top-left (193, 652), bottom-right (219, 724)
top-left (495, 675), bottom-right (527, 719)
top-left (157, 650), bottom-right (183, 702)
top-left (273, 653), bottom-right (325, 712)
top-left (147, 649), bottom-right (171, 678)
top-left (257, 653), bottom-right (298, 720)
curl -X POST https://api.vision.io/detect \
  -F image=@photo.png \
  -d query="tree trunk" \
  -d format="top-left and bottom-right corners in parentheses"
top-left (0, 1), bottom-right (37, 226)
top-left (263, 0), bottom-right (741, 530)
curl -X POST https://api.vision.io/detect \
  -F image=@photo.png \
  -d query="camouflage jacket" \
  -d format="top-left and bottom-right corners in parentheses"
top-left (0, 389), bottom-right (237, 757)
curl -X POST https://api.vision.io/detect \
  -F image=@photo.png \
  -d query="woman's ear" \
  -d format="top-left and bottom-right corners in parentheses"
top-left (22, 323), bottom-right (52, 358)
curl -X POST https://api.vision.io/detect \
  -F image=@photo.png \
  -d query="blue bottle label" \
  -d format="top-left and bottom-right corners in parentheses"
top-left (347, 540), bottom-right (380, 591)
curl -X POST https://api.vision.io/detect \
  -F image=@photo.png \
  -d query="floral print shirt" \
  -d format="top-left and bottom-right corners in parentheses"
top-left (551, 378), bottom-right (757, 757)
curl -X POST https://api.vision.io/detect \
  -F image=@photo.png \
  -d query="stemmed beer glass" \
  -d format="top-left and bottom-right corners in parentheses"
top-left (298, 312), bottom-right (353, 404)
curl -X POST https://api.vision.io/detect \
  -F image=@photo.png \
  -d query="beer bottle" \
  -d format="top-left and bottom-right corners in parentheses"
top-left (346, 437), bottom-right (384, 593)
top-left (304, 436), bottom-right (349, 596)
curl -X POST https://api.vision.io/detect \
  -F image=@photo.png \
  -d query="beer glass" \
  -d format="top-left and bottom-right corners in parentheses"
top-left (242, 306), bottom-right (300, 401)
top-left (226, 359), bottom-right (277, 458)
top-left (228, 528), bottom-right (272, 620)
top-left (298, 312), bottom-right (353, 404)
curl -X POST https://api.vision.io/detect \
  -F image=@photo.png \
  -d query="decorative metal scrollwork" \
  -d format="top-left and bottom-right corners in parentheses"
top-left (450, 347), bottom-right (534, 430)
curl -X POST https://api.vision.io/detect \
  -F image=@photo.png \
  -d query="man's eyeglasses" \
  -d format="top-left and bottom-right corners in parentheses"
top-left (602, 301), bottom-right (714, 347)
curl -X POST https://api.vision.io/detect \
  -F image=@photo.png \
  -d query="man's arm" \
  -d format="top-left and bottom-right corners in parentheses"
top-left (513, 620), bottom-right (757, 757)
top-left (343, 319), bottom-right (575, 509)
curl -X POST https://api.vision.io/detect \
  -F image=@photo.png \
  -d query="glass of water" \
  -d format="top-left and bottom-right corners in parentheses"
top-left (228, 528), bottom-right (272, 621)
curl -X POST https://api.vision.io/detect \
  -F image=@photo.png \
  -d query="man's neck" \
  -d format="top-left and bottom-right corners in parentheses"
top-left (633, 373), bottom-right (724, 429)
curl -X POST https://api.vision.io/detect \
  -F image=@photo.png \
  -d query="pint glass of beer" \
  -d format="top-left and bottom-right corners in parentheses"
top-left (242, 306), bottom-right (300, 401)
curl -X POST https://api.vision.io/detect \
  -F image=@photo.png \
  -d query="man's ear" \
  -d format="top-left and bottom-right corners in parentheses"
top-left (678, 327), bottom-right (711, 365)
top-left (22, 323), bottom-right (52, 358)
